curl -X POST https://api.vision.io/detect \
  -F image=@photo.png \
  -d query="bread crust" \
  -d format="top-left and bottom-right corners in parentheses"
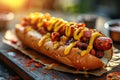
top-left (15, 25), bottom-right (112, 70)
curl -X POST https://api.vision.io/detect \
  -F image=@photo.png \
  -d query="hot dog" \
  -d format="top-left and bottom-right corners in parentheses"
top-left (15, 12), bottom-right (113, 70)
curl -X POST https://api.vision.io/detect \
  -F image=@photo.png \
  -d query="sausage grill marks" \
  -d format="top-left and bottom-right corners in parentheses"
top-left (21, 12), bottom-right (112, 58)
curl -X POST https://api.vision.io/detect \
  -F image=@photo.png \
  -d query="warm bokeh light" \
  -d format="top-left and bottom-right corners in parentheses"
top-left (0, 0), bottom-right (26, 11)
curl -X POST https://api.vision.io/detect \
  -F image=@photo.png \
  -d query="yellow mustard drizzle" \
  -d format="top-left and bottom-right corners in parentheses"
top-left (26, 13), bottom-right (104, 57)
top-left (47, 17), bottom-right (56, 31)
top-left (26, 27), bottom-right (33, 32)
top-left (28, 13), bottom-right (43, 25)
top-left (47, 18), bottom-right (67, 32)
top-left (28, 12), bottom-right (43, 19)
top-left (37, 19), bottom-right (46, 28)
top-left (73, 28), bottom-right (88, 40)
top-left (54, 20), bottom-right (67, 32)
top-left (65, 22), bottom-right (76, 37)
top-left (80, 32), bottom-right (102, 56)
top-left (65, 25), bottom-right (72, 37)
top-left (64, 27), bottom-right (87, 55)
top-left (53, 42), bottom-right (60, 49)
top-left (64, 42), bottom-right (77, 55)
top-left (68, 22), bottom-right (76, 26)
top-left (38, 33), bottom-right (50, 47)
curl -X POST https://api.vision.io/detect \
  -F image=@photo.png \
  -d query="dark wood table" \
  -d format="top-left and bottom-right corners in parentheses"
top-left (0, 12), bottom-right (120, 80)
top-left (0, 30), bottom-right (21, 79)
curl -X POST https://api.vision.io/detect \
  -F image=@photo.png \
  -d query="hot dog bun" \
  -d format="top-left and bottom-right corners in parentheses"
top-left (15, 23), bottom-right (113, 70)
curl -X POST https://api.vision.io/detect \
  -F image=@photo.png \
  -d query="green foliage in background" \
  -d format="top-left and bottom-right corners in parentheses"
top-left (63, 0), bottom-right (95, 13)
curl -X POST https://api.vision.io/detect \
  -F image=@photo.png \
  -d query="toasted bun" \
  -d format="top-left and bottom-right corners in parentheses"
top-left (15, 24), bottom-right (113, 70)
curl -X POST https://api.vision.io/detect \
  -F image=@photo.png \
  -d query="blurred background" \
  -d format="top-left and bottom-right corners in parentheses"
top-left (0, 0), bottom-right (119, 18)
top-left (0, 0), bottom-right (120, 38)
top-left (0, 0), bottom-right (120, 41)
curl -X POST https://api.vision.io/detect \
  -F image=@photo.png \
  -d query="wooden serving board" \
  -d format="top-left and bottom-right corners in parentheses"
top-left (0, 43), bottom-right (108, 80)
top-left (1, 30), bottom-right (120, 80)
